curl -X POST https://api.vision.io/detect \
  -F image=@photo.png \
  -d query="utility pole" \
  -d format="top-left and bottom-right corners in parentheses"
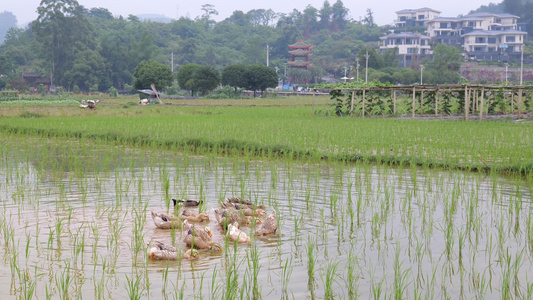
top-left (365, 51), bottom-right (369, 83)
top-left (171, 52), bottom-right (174, 73)
top-left (520, 47), bottom-right (524, 85)
top-left (356, 57), bottom-right (360, 82)
top-left (420, 65), bottom-right (425, 85)
top-left (343, 66), bottom-right (348, 82)
top-left (504, 63), bottom-right (509, 82)
top-left (266, 44), bottom-right (270, 67)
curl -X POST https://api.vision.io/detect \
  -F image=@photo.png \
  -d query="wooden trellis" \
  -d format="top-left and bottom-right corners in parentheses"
top-left (312, 84), bottom-right (533, 120)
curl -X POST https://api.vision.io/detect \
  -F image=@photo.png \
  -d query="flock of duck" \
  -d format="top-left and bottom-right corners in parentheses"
top-left (147, 197), bottom-right (278, 260)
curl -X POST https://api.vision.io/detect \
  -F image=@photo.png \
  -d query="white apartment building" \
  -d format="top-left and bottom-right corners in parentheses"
top-left (395, 8), bottom-right (441, 29)
top-left (383, 9), bottom-right (527, 62)
top-left (379, 32), bottom-right (432, 67)
top-left (425, 12), bottom-right (526, 61)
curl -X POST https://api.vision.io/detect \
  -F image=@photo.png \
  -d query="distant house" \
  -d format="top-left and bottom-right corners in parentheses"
top-left (382, 8), bottom-right (527, 63)
top-left (425, 12), bottom-right (527, 62)
top-left (394, 8), bottom-right (441, 29)
top-left (380, 32), bottom-right (432, 67)
top-left (22, 72), bottom-right (51, 92)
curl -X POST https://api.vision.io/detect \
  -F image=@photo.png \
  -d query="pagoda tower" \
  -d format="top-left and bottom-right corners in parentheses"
top-left (288, 40), bottom-right (312, 83)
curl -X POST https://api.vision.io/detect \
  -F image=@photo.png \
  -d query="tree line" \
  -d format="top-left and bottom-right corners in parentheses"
top-left (0, 0), bottom-right (472, 94)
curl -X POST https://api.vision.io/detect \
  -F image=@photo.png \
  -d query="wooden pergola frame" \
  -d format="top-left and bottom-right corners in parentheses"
top-left (312, 84), bottom-right (533, 120)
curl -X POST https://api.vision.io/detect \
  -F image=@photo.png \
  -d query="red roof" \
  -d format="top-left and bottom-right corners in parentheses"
top-left (288, 40), bottom-right (313, 49)
top-left (288, 49), bottom-right (311, 56)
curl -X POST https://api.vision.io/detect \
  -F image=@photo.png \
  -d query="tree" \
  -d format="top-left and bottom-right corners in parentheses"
top-left (429, 44), bottom-right (463, 84)
top-left (503, 0), bottom-right (522, 16)
top-left (33, 0), bottom-right (96, 87)
top-left (331, 0), bottom-right (349, 32)
top-left (192, 65), bottom-right (220, 95)
top-left (177, 64), bottom-right (200, 95)
top-left (357, 47), bottom-right (384, 70)
top-left (363, 9), bottom-right (375, 28)
top-left (133, 59), bottom-right (173, 91)
top-left (64, 49), bottom-right (109, 91)
top-left (245, 65), bottom-right (278, 97)
top-left (318, 1), bottom-right (332, 30)
top-left (243, 35), bottom-right (266, 65)
top-left (222, 64), bottom-right (247, 95)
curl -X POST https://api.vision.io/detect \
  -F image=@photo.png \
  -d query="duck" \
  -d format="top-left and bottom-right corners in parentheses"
top-left (254, 211), bottom-right (278, 236)
top-left (214, 208), bottom-right (259, 230)
top-left (220, 201), bottom-right (266, 217)
top-left (172, 198), bottom-right (203, 207)
top-left (151, 211), bottom-right (209, 229)
top-left (151, 211), bottom-right (181, 229)
top-left (227, 222), bottom-right (251, 244)
top-left (183, 223), bottom-right (222, 252)
top-left (225, 197), bottom-right (267, 210)
top-left (147, 240), bottom-right (200, 260)
top-left (178, 208), bottom-right (210, 222)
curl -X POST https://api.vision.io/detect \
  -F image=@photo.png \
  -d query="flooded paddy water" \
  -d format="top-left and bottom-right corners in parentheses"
top-left (0, 136), bottom-right (532, 299)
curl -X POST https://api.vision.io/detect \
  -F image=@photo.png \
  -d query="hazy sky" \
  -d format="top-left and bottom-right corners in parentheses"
top-left (6, 0), bottom-right (499, 27)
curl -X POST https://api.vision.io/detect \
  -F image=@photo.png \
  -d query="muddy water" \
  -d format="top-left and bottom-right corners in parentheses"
top-left (0, 140), bottom-right (532, 299)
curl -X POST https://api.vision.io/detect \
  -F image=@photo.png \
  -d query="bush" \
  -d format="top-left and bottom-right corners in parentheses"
top-left (203, 86), bottom-right (243, 99)
top-left (109, 86), bottom-right (118, 97)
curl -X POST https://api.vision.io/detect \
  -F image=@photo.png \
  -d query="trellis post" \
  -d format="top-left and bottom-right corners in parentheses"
top-left (435, 89), bottom-right (439, 115)
top-left (479, 88), bottom-right (484, 121)
top-left (393, 90), bottom-right (397, 115)
top-left (518, 89), bottom-right (523, 119)
top-left (465, 85), bottom-right (470, 121)
top-left (350, 90), bottom-right (355, 117)
top-left (362, 89), bottom-right (366, 118)
top-left (412, 86), bottom-right (416, 119)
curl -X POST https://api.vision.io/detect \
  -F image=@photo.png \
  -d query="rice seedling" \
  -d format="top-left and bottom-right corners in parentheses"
top-left (0, 105), bottom-right (531, 299)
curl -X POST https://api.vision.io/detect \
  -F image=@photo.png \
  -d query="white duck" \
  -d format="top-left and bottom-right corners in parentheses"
top-left (227, 222), bottom-right (251, 243)
top-left (147, 240), bottom-right (200, 260)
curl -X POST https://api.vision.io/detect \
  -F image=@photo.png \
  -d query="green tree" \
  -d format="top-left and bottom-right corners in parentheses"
top-left (503, 0), bottom-right (522, 16)
top-left (331, 0), bottom-right (349, 32)
top-left (222, 64), bottom-right (247, 95)
top-left (64, 49), bottom-right (109, 91)
top-left (357, 47), bottom-right (384, 70)
top-left (177, 64), bottom-right (201, 95)
top-left (33, 0), bottom-right (96, 87)
top-left (192, 65), bottom-right (220, 95)
top-left (318, 1), bottom-right (332, 30)
top-left (133, 59), bottom-right (173, 90)
top-left (428, 44), bottom-right (463, 84)
top-left (245, 65), bottom-right (278, 97)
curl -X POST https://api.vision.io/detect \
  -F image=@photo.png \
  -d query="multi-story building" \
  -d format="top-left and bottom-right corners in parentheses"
top-left (379, 33), bottom-right (432, 67)
top-left (394, 8), bottom-right (441, 29)
top-left (425, 12), bottom-right (526, 61)
top-left (382, 9), bottom-right (527, 63)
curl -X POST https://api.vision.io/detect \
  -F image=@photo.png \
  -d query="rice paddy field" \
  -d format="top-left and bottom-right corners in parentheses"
top-left (0, 96), bottom-right (532, 299)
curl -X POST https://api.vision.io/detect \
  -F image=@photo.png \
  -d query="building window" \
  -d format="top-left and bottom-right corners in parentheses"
top-left (400, 16), bottom-right (406, 21)
top-left (418, 15), bottom-right (425, 20)
top-left (488, 37), bottom-right (496, 44)
top-left (440, 23), bottom-right (448, 29)
top-left (506, 36), bottom-right (516, 42)
top-left (468, 22), bottom-right (474, 27)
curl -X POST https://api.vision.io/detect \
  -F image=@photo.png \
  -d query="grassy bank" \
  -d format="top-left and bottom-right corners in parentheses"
top-left (0, 100), bottom-right (532, 175)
